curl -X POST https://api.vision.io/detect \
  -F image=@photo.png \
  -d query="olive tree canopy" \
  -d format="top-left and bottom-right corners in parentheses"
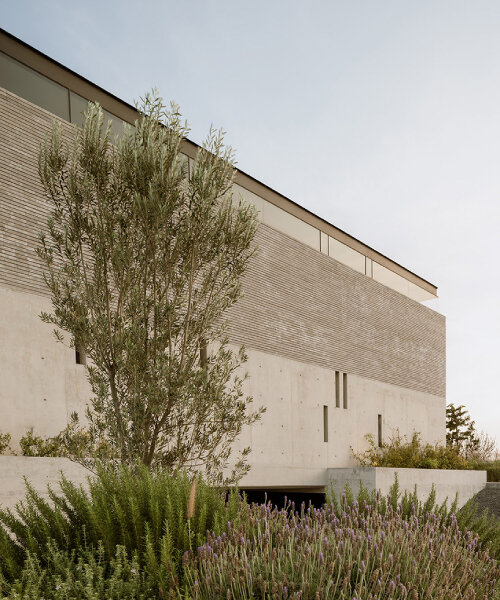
top-left (38, 93), bottom-right (263, 483)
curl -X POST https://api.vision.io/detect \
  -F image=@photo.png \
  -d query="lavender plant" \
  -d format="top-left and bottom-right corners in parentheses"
top-left (182, 501), bottom-right (499, 599)
top-left (327, 476), bottom-right (500, 560)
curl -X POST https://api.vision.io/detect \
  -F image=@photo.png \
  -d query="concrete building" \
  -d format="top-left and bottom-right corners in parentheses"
top-left (0, 30), bottom-right (446, 491)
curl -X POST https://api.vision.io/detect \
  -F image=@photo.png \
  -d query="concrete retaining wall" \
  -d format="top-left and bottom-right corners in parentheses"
top-left (0, 459), bottom-right (487, 512)
top-left (0, 456), bottom-right (91, 511)
top-left (327, 467), bottom-right (487, 509)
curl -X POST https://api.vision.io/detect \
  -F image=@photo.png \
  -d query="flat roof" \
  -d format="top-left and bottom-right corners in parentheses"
top-left (0, 28), bottom-right (437, 296)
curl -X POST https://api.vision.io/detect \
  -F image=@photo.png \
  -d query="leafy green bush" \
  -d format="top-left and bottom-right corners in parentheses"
top-left (0, 433), bottom-right (11, 455)
top-left (0, 463), bottom-right (242, 591)
top-left (18, 428), bottom-right (66, 457)
top-left (468, 459), bottom-right (500, 482)
top-left (1, 470), bottom-right (499, 598)
top-left (0, 543), bottom-right (152, 599)
top-left (352, 431), bottom-right (470, 470)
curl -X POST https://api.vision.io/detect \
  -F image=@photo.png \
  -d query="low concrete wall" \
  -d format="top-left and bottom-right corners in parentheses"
top-left (0, 456), bottom-right (91, 511)
top-left (0, 458), bottom-right (487, 512)
top-left (327, 467), bottom-right (487, 509)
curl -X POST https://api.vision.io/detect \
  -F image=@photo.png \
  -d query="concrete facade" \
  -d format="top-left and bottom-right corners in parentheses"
top-left (0, 31), bottom-right (448, 493)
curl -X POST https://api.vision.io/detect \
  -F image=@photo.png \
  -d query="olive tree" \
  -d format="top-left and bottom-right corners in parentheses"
top-left (37, 93), bottom-right (263, 483)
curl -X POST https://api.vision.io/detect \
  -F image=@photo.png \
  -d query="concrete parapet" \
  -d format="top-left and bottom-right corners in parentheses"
top-left (0, 456), bottom-right (91, 511)
top-left (327, 467), bottom-right (486, 509)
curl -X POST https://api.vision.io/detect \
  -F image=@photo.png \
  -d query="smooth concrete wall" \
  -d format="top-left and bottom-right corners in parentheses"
top-left (0, 285), bottom-right (90, 446)
top-left (327, 467), bottom-right (486, 509)
top-left (0, 459), bottom-right (486, 511)
top-left (0, 456), bottom-right (91, 511)
top-left (0, 282), bottom-right (444, 478)
top-left (232, 346), bottom-right (445, 477)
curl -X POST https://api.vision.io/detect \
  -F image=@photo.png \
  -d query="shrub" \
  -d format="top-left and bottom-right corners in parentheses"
top-left (327, 475), bottom-right (500, 560)
top-left (182, 500), bottom-right (499, 599)
top-left (18, 428), bottom-right (66, 457)
top-left (468, 459), bottom-right (500, 482)
top-left (352, 431), bottom-right (469, 470)
top-left (0, 463), bottom-right (242, 591)
top-left (0, 543), bottom-right (152, 599)
top-left (0, 433), bottom-right (11, 455)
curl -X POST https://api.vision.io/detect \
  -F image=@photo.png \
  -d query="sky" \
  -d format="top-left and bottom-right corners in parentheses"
top-left (2, 0), bottom-right (500, 444)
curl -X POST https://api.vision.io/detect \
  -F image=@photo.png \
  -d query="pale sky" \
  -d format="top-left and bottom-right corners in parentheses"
top-left (2, 1), bottom-right (500, 444)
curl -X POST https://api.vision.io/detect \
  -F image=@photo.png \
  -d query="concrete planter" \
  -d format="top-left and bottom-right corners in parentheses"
top-left (0, 458), bottom-right (487, 512)
top-left (0, 456), bottom-right (91, 511)
top-left (327, 466), bottom-right (487, 508)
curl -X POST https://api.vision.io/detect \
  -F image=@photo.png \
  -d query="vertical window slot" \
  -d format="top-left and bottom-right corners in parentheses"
top-left (335, 371), bottom-right (340, 408)
top-left (75, 342), bottom-right (86, 366)
top-left (378, 414), bottom-right (383, 448)
top-left (343, 373), bottom-right (348, 409)
top-left (323, 405), bottom-right (328, 442)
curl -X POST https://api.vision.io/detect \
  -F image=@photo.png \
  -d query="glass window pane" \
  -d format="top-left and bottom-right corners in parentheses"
top-left (264, 201), bottom-right (320, 250)
top-left (328, 236), bottom-right (365, 273)
top-left (372, 262), bottom-right (409, 296)
top-left (102, 108), bottom-right (129, 140)
top-left (0, 52), bottom-right (69, 120)
top-left (233, 184), bottom-right (265, 219)
top-left (70, 92), bottom-right (131, 140)
top-left (69, 91), bottom-right (88, 127)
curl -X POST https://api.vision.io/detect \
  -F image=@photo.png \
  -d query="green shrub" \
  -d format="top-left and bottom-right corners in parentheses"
top-left (352, 431), bottom-right (470, 470)
top-left (0, 463), bottom-right (242, 591)
top-left (18, 428), bottom-right (66, 457)
top-left (0, 433), bottom-right (11, 455)
top-left (468, 459), bottom-right (500, 482)
top-left (0, 542), bottom-right (152, 599)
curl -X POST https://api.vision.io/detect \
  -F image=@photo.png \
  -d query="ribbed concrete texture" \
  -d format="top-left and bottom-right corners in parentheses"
top-left (327, 467), bottom-right (486, 509)
top-left (0, 88), bottom-right (445, 399)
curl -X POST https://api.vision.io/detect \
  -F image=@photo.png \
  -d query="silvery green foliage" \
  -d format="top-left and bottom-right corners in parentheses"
top-left (37, 93), bottom-right (263, 482)
top-left (0, 464), bottom-right (242, 592)
top-left (1, 543), bottom-right (151, 599)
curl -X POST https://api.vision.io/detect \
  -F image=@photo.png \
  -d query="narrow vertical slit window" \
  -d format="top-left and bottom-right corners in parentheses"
top-left (378, 414), bottom-right (383, 448)
top-left (335, 371), bottom-right (340, 408)
top-left (343, 373), bottom-right (348, 409)
top-left (75, 341), bottom-right (86, 366)
top-left (323, 405), bottom-right (328, 443)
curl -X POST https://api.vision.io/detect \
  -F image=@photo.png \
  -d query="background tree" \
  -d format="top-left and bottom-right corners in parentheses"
top-left (37, 93), bottom-right (263, 483)
top-left (446, 403), bottom-right (479, 458)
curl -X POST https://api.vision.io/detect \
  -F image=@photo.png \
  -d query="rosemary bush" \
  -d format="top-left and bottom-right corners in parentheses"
top-left (0, 463), bottom-right (241, 591)
top-left (1, 542), bottom-right (152, 599)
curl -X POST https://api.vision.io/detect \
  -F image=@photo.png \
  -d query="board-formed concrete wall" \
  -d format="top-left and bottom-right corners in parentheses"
top-left (327, 467), bottom-right (487, 508)
top-left (0, 87), bottom-right (445, 399)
